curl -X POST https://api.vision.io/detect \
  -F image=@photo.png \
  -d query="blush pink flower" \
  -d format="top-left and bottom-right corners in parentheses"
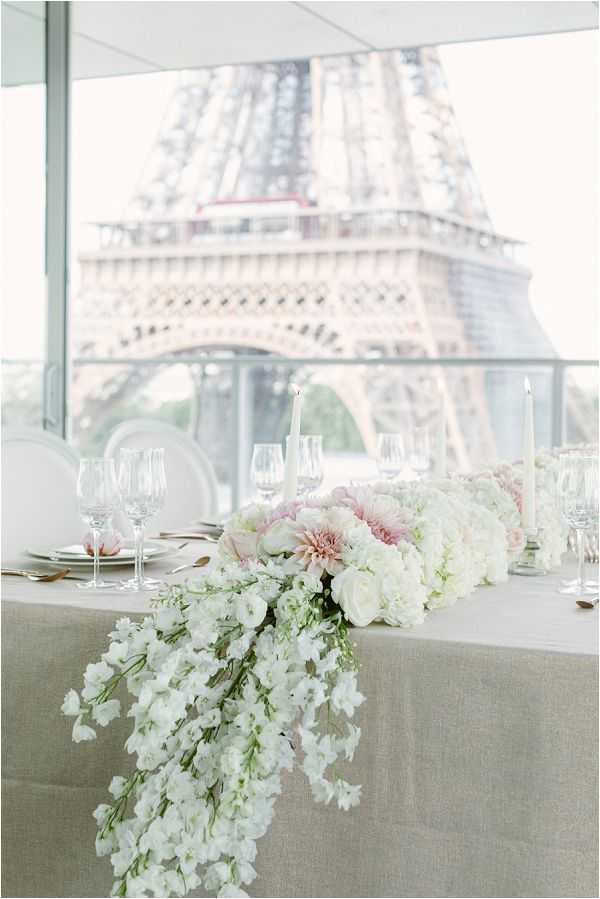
top-left (493, 466), bottom-right (523, 513)
top-left (331, 486), bottom-right (413, 546)
top-left (290, 526), bottom-right (344, 577)
top-left (507, 527), bottom-right (526, 555)
top-left (83, 530), bottom-right (124, 557)
top-left (220, 529), bottom-right (259, 562)
top-left (257, 501), bottom-right (302, 535)
top-left (286, 509), bottom-right (351, 577)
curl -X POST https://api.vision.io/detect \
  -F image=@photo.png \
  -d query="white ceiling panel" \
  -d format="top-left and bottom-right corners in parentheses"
top-left (72, 1), bottom-right (367, 71)
top-left (300, 1), bottom-right (598, 49)
top-left (1, 2), bottom-right (44, 87)
top-left (72, 33), bottom-right (161, 81)
top-left (7, 0), bottom-right (43, 19)
top-left (2, 0), bottom-right (597, 87)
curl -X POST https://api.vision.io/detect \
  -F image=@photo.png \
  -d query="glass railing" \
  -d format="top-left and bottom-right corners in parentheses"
top-left (34, 354), bottom-right (594, 515)
top-left (1, 360), bottom-right (45, 429)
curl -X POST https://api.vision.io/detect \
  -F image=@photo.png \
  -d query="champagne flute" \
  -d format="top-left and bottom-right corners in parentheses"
top-left (118, 448), bottom-right (167, 591)
top-left (76, 458), bottom-right (120, 590)
top-left (297, 435), bottom-right (324, 496)
top-left (408, 425), bottom-right (432, 480)
top-left (250, 443), bottom-right (284, 503)
top-left (376, 433), bottom-right (405, 480)
top-left (557, 453), bottom-right (598, 596)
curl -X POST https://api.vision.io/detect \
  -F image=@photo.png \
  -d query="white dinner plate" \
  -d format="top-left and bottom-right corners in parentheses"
top-left (26, 541), bottom-right (173, 569)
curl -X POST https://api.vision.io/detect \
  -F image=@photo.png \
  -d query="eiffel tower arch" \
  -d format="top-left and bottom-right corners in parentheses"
top-left (73, 47), bottom-right (553, 467)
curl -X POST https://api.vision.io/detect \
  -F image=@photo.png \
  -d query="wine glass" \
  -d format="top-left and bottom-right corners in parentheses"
top-left (407, 425), bottom-right (432, 480)
top-left (118, 448), bottom-right (167, 591)
top-left (376, 433), bottom-right (405, 480)
top-left (76, 458), bottom-right (120, 590)
top-left (251, 443), bottom-right (284, 503)
top-left (297, 435), bottom-right (324, 496)
top-left (557, 453), bottom-right (598, 596)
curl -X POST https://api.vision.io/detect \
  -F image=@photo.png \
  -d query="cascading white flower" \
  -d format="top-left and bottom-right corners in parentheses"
top-left (64, 560), bottom-right (364, 898)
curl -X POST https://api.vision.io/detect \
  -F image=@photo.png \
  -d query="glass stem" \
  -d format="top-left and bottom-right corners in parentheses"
top-left (576, 528), bottom-right (585, 590)
top-left (92, 527), bottom-right (100, 586)
top-left (133, 522), bottom-right (144, 585)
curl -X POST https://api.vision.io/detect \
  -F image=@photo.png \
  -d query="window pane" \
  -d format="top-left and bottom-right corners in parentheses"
top-left (69, 30), bottom-right (596, 514)
top-left (1, 2), bottom-right (46, 429)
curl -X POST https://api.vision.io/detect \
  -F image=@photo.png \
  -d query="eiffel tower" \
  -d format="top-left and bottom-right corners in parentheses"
top-left (73, 47), bottom-right (554, 474)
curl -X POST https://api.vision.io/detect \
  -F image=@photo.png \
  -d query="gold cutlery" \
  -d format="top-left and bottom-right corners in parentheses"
top-left (156, 532), bottom-right (219, 543)
top-left (166, 556), bottom-right (211, 576)
top-left (2, 568), bottom-right (77, 583)
top-left (576, 596), bottom-right (599, 609)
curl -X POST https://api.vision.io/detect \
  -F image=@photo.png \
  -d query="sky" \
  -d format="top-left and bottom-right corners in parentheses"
top-left (1, 29), bottom-right (597, 364)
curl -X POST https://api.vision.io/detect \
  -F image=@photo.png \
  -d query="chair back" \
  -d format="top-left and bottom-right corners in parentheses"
top-left (1, 428), bottom-right (81, 560)
top-left (104, 419), bottom-right (219, 533)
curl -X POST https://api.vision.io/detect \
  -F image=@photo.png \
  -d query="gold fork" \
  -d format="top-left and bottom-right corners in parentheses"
top-left (2, 568), bottom-right (75, 582)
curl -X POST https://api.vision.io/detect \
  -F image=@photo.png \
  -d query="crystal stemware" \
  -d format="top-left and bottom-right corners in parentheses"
top-left (297, 435), bottom-right (324, 496)
top-left (118, 448), bottom-right (167, 591)
top-left (250, 443), bottom-right (284, 503)
top-left (407, 424), bottom-right (433, 480)
top-left (376, 433), bottom-right (405, 480)
top-left (76, 458), bottom-right (120, 590)
top-left (557, 453), bottom-right (598, 596)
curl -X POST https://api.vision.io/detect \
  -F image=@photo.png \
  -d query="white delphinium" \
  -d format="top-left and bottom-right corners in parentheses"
top-left (64, 559), bottom-right (363, 898)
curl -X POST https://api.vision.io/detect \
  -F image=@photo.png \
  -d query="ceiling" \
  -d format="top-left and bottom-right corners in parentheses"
top-left (2, 0), bottom-right (598, 87)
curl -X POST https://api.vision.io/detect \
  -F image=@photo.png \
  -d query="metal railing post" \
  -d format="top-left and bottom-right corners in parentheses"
top-left (230, 363), bottom-right (250, 511)
top-left (552, 362), bottom-right (566, 448)
top-left (45, 1), bottom-right (70, 437)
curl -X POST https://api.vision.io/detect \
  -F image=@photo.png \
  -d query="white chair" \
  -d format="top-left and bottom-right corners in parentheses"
top-left (1, 428), bottom-right (82, 561)
top-left (104, 419), bottom-right (219, 533)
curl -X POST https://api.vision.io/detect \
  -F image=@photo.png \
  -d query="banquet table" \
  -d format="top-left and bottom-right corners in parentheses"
top-left (2, 544), bottom-right (598, 899)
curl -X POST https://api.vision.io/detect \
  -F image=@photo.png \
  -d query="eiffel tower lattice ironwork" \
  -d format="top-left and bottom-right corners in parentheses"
top-left (73, 47), bottom-right (554, 476)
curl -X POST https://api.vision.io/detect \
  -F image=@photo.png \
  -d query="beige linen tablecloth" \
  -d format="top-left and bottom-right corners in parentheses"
top-left (2, 547), bottom-right (598, 898)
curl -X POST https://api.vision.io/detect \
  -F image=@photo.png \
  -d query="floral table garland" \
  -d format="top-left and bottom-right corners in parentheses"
top-left (63, 452), bottom-right (568, 898)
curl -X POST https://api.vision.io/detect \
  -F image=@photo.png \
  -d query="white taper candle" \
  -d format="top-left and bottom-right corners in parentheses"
top-left (282, 385), bottom-right (302, 501)
top-left (522, 377), bottom-right (536, 531)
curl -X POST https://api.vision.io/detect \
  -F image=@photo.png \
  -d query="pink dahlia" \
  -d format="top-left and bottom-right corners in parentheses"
top-left (289, 511), bottom-right (347, 577)
top-left (330, 486), bottom-right (413, 546)
top-left (291, 527), bottom-right (344, 577)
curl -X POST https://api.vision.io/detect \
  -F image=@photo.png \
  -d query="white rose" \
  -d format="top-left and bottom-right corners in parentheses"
top-left (332, 567), bottom-right (379, 627)
top-left (220, 529), bottom-right (258, 561)
top-left (260, 519), bottom-right (297, 556)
